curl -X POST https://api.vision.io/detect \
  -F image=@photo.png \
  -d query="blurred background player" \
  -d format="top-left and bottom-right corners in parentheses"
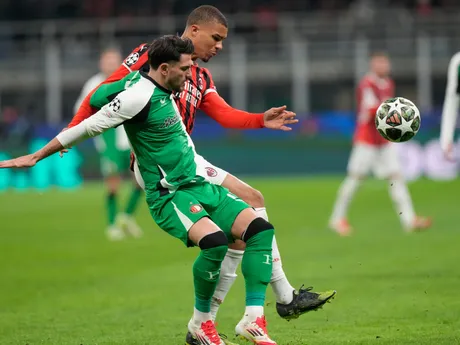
top-left (329, 52), bottom-right (431, 236)
top-left (74, 47), bottom-right (143, 240)
top-left (440, 51), bottom-right (460, 161)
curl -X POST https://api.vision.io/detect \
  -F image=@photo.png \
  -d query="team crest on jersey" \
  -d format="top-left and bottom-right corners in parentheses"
top-left (205, 167), bottom-right (218, 177)
top-left (198, 77), bottom-right (203, 90)
top-left (108, 97), bottom-right (122, 112)
top-left (125, 52), bottom-right (139, 66)
top-left (190, 204), bottom-right (203, 213)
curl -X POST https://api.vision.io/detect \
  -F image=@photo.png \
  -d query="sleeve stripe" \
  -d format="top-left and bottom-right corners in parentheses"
top-left (122, 63), bottom-right (132, 72)
top-left (203, 89), bottom-right (217, 97)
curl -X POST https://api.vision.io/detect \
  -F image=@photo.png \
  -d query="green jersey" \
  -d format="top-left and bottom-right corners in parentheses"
top-left (57, 70), bottom-right (251, 248)
top-left (86, 71), bottom-right (205, 196)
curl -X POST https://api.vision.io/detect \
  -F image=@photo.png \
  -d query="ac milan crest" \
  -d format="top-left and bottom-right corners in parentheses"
top-left (206, 167), bottom-right (218, 177)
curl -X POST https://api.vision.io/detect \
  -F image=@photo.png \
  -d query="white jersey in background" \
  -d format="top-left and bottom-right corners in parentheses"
top-left (74, 73), bottom-right (130, 151)
top-left (440, 52), bottom-right (460, 152)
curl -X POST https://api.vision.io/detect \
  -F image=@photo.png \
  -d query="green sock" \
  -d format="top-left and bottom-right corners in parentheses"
top-left (193, 245), bottom-right (228, 312)
top-left (107, 192), bottom-right (117, 226)
top-left (241, 229), bottom-right (274, 306)
top-left (125, 187), bottom-right (142, 215)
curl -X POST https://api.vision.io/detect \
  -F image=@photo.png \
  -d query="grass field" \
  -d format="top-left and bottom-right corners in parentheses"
top-left (1, 177), bottom-right (460, 345)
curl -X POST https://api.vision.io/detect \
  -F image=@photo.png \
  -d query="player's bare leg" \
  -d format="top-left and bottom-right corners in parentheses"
top-left (388, 173), bottom-right (431, 232)
top-left (329, 173), bottom-right (363, 236)
top-left (209, 174), bottom-right (336, 321)
top-left (105, 175), bottom-right (125, 241)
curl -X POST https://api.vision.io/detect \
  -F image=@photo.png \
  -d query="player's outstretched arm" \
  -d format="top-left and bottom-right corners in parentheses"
top-left (0, 112), bottom-right (119, 169)
top-left (200, 92), bottom-right (298, 130)
top-left (1, 85), bottom-right (148, 169)
top-left (0, 138), bottom-right (63, 168)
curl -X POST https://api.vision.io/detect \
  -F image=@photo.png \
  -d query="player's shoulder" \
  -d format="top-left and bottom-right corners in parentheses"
top-left (118, 72), bottom-right (156, 105)
top-left (359, 74), bottom-right (374, 87)
top-left (449, 51), bottom-right (460, 63)
top-left (87, 72), bottom-right (105, 84)
top-left (447, 51), bottom-right (460, 72)
top-left (197, 65), bottom-right (213, 79)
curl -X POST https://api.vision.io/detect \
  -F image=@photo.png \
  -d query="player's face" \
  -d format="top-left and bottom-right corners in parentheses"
top-left (165, 54), bottom-right (193, 93)
top-left (99, 51), bottom-right (122, 76)
top-left (371, 56), bottom-right (391, 78)
top-left (190, 22), bottom-right (228, 62)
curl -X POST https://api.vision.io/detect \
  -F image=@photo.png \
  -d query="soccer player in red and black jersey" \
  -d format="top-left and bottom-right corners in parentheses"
top-left (329, 52), bottom-right (431, 236)
top-left (63, 6), bottom-right (336, 344)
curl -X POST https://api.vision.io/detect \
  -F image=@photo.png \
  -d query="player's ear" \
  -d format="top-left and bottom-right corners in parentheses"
top-left (190, 24), bottom-right (200, 37)
top-left (160, 63), bottom-right (169, 76)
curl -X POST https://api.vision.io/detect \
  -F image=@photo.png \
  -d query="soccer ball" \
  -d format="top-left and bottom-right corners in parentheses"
top-left (375, 97), bottom-right (421, 142)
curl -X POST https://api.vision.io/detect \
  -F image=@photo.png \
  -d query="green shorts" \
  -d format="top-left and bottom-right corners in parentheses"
top-left (147, 181), bottom-right (250, 247)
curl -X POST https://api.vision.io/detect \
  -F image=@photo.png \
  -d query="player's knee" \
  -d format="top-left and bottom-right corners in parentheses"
top-left (242, 217), bottom-right (274, 243)
top-left (199, 231), bottom-right (228, 260)
top-left (229, 240), bottom-right (246, 251)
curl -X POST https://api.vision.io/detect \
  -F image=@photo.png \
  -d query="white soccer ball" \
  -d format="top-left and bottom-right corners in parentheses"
top-left (375, 97), bottom-right (421, 142)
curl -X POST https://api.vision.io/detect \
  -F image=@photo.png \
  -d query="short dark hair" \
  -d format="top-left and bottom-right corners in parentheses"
top-left (186, 5), bottom-right (228, 28)
top-left (148, 35), bottom-right (194, 70)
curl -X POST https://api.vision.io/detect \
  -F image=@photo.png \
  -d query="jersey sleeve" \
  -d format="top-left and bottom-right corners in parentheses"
top-left (58, 82), bottom-right (152, 148)
top-left (67, 43), bottom-right (149, 128)
top-left (440, 52), bottom-right (460, 151)
top-left (200, 67), bottom-right (218, 99)
top-left (121, 43), bottom-right (150, 73)
top-left (200, 91), bottom-right (264, 129)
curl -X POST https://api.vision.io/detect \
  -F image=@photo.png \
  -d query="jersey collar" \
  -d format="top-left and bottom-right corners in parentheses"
top-left (140, 71), bottom-right (172, 94)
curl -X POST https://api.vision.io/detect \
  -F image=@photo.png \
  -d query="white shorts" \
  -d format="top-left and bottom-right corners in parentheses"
top-left (133, 154), bottom-right (228, 191)
top-left (347, 143), bottom-right (401, 178)
top-left (194, 154), bottom-right (228, 185)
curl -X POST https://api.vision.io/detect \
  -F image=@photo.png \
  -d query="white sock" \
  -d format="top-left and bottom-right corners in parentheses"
top-left (191, 307), bottom-right (212, 327)
top-left (270, 235), bottom-right (295, 304)
top-left (243, 306), bottom-right (264, 321)
top-left (388, 178), bottom-right (416, 229)
top-left (255, 207), bottom-right (295, 304)
top-left (210, 248), bottom-right (243, 321)
top-left (330, 176), bottom-right (361, 223)
top-left (254, 207), bottom-right (269, 221)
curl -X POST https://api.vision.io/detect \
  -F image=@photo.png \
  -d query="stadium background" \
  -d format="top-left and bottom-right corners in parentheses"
top-left (1, 1), bottom-right (460, 345)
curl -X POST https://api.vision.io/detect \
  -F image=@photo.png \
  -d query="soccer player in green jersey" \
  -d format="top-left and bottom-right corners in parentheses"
top-left (0, 35), bottom-right (282, 345)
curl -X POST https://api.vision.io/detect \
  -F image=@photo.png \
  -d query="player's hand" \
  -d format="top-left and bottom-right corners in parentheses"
top-left (263, 106), bottom-right (298, 131)
top-left (443, 142), bottom-right (456, 162)
top-left (0, 154), bottom-right (38, 169)
top-left (59, 127), bottom-right (72, 157)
